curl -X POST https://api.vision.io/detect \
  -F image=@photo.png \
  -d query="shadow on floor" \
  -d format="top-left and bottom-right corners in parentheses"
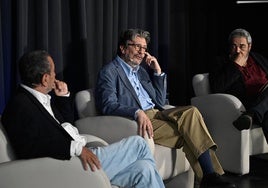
top-left (224, 153), bottom-right (268, 188)
top-left (195, 153), bottom-right (268, 188)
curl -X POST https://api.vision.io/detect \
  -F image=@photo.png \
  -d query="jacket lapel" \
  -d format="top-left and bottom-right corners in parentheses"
top-left (19, 87), bottom-right (64, 128)
top-left (114, 60), bottom-right (142, 107)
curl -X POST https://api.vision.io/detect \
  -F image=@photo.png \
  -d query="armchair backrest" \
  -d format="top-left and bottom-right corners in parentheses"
top-left (192, 73), bottom-right (211, 96)
top-left (0, 116), bottom-right (16, 163)
top-left (75, 89), bottom-right (98, 118)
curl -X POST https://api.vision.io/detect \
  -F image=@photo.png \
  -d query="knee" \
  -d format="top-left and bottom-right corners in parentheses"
top-left (128, 135), bottom-right (145, 145)
top-left (189, 106), bottom-right (202, 116)
top-left (134, 161), bottom-right (156, 179)
top-left (127, 136), bottom-right (148, 148)
top-left (189, 105), bottom-right (198, 112)
top-left (127, 135), bottom-right (152, 155)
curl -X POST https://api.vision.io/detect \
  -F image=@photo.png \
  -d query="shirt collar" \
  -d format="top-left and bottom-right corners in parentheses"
top-left (117, 55), bottom-right (140, 76)
top-left (21, 84), bottom-right (51, 106)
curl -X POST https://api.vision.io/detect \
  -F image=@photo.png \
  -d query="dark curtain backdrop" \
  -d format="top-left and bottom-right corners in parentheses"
top-left (0, 0), bottom-right (172, 114)
top-left (2, 0), bottom-right (268, 114)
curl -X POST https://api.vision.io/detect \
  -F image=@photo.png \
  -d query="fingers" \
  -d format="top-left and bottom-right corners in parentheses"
top-left (144, 52), bottom-right (157, 65)
top-left (144, 52), bottom-right (161, 74)
top-left (233, 53), bottom-right (247, 66)
top-left (139, 123), bottom-right (151, 138)
top-left (54, 80), bottom-right (69, 95)
top-left (143, 122), bottom-right (154, 139)
top-left (80, 147), bottom-right (101, 171)
top-left (137, 111), bottom-right (154, 138)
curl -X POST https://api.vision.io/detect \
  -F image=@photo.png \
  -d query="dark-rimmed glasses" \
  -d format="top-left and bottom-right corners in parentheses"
top-left (127, 43), bottom-right (147, 52)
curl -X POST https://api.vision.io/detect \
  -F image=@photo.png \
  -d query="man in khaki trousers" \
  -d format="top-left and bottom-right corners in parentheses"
top-left (96, 28), bottom-right (236, 188)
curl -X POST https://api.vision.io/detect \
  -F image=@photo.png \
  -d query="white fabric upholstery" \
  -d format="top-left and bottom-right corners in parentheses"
top-left (0, 116), bottom-right (113, 188)
top-left (75, 89), bottom-right (195, 188)
top-left (0, 118), bottom-right (15, 163)
top-left (192, 73), bottom-right (211, 96)
top-left (191, 73), bottom-right (268, 175)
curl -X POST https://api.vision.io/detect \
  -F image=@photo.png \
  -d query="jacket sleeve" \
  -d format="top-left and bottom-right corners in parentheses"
top-left (140, 68), bottom-right (167, 108)
top-left (209, 56), bottom-right (242, 93)
top-left (51, 93), bottom-right (75, 124)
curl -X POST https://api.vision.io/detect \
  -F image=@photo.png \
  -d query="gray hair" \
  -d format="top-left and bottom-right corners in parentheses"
top-left (228, 28), bottom-right (252, 44)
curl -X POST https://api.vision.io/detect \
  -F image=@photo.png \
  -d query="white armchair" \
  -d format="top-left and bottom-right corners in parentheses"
top-left (191, 73), bottom-right (268, 175)
top-left (74, 88), bottom-right (195, 188)
top-left (0, 116), bottom-right (113, 188)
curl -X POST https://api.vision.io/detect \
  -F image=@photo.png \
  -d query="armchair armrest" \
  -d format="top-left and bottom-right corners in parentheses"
top-left (191, 93), bottom-right (250, 174)
top-left (0, 157), bottom-right (112, 188)
top-left (191, 93), bottom-right (245, 129)
top-left (75, 116), bottom-right (155, 154)
top-left (82, 134), bottom-right (109, 147)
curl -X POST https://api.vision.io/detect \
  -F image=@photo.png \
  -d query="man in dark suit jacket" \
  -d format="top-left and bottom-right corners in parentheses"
top-left (1, 50), bottom-right (165, 188)
top-left (209, 28), bottom-right (268, 142)
top-left (96, 28), bottom-right (236, 188)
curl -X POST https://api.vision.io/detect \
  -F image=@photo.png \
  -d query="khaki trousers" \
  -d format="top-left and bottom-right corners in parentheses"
top-left (145, 106), bottom-right (224, 181)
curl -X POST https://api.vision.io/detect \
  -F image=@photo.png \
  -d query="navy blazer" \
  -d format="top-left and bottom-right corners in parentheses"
top-left (1, 86), bottom-right (74, 160)
top-left (95, 57), bottom-right (167, 119)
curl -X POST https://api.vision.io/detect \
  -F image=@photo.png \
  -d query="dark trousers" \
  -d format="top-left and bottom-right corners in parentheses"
top-left (248, 87), bottom-right (268, 143)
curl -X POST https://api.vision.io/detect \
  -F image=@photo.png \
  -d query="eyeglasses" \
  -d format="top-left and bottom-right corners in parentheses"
top-left (127, 43), bottom-right (147, 52)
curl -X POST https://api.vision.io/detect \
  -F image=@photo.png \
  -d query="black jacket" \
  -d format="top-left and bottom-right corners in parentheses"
top-left (209, 52), bottom-right (268, 108)
top-left (1, 86), bottom-right (74, 160)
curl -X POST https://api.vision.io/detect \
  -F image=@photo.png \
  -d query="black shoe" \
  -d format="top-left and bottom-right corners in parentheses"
top-left (233, 113), bottom-right (252, 131)
top-left (200, 173), bottom-right (236, 188)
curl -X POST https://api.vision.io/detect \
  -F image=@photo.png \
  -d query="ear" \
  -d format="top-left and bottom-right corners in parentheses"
top-left (41, 74), bottom-right (49, 87)
top-left (120, 45), bottom-right (126, 54)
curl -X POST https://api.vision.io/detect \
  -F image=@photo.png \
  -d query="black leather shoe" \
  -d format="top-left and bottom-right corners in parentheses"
top-left (233, 113), bottom-right (252, 131)
top-left (200, 173), bottom-right (236, 188)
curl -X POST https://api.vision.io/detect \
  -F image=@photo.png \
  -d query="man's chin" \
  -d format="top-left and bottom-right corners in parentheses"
top-left (129, 61), bottom-right (140, 67)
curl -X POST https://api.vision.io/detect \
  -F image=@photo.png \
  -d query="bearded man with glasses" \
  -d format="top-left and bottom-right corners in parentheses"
top-left (95, 28), bottom-right (236, 188)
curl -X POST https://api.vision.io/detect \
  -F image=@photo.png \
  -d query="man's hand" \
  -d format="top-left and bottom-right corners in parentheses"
top-left (53, 80), bottom-right (69, 96)
top-left (79, 147), bottom-right (101, 171)
top-left (136, 110), bottom-right (154, 138)
top-left (230, 52), bottom-right (248, 67)
top-left (144, 52), bottom-right (161, 75)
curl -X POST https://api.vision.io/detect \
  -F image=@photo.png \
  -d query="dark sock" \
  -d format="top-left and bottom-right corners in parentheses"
top-left (198, 150), bottom-right (214, 175)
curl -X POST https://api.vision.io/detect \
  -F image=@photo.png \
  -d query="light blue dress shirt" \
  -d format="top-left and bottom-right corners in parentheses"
top-left (117, 56), bottom-right (155, 111)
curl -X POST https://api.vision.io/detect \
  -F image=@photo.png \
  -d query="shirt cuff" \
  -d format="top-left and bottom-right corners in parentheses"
top-left (70, 140), bottom-right (85, 156)
top-left (134, 109), bottom-right (141, 120)
top-left (62, 92), bottom-right (70, 97)
top-left (154, 72), bottom-right (165, 76)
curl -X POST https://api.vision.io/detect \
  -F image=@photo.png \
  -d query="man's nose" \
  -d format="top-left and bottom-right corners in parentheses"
top-left (236, 47), bottom-right (241, 53)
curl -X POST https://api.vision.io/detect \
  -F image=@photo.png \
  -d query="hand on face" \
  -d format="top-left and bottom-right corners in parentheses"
top-left (229, 52), bottom-right (248, 67)
top-left (123, 37), bottom-right (162, 74)
top-left (229, 37), bottom-right (250, 67)
top-left (144, 52), bottom-right (161, 75)
top-left (53, 80), bottom-right (69, 96)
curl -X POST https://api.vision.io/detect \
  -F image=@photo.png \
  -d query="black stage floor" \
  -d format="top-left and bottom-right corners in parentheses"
top-left (195, 153), bottom-right (268, 188)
